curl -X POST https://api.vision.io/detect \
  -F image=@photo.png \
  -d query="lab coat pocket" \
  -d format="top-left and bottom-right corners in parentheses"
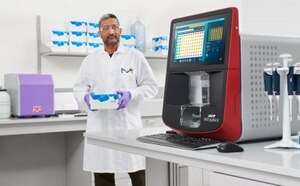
top-left (122, 74), bottom-right (137, 89)
top-left (86, 73), bottom-right (99, 89)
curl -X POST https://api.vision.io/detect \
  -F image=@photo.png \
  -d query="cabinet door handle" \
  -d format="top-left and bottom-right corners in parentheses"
top-left (144, 119), bottom-right (156, 125)
top-left (179, 165), bottom-right (188, 168)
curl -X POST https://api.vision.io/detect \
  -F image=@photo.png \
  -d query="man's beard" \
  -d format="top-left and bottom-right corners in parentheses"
top-left (104, 36), bottom-right (119, 46)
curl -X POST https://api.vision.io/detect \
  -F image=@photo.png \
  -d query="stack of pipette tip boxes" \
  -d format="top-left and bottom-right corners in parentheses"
top-left (152, 36), bottom-right (168, 56)
top-left (68, 21), bottom-right (88, 53)
top-left (48, 20), bottom-right (104, 53)
top-left (86, 22), bottom-right (103, 53)
top-left (49, 30), bottom-right (69, 52)
top-left (120, 34), bottom-right (136, 49)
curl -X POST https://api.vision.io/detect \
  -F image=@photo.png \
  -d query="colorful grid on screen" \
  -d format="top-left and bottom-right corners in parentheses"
top-left (175, 31), bottom-right (204, 60)
top-left (208, 27), bottom-right (223, 41)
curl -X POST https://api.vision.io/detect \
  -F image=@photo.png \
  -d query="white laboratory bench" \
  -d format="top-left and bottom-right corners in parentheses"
top-left (0, 116), bottom-right (90, 186)
top-left (85, 127), bottom-right (300, 186)
top-left (0, 114), bottom-right (164, 186)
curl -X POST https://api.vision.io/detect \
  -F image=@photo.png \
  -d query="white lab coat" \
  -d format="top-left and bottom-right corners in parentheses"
top-left (74, 45), bottom-right (158, 173)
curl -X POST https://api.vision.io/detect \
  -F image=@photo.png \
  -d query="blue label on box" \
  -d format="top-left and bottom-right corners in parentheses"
top-left (88, 22), bottom-right (99, 29)
top-left (91, 94), bottom-right (119, 102)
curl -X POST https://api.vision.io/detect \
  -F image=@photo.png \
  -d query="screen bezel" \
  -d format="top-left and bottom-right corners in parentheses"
top-left (167, 8), bottom-right (233, 72)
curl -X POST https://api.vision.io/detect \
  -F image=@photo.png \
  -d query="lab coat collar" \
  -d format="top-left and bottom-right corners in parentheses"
top-left (115, 44), bottom-right (126, 54)
top-left (98, 44), bottom-right (126, 55)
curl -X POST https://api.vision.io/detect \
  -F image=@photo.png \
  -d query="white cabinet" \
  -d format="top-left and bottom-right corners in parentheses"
top-left (178, 167), bottom-right (279, 186)
top-left (210, 172), bottom-right (278, 186)
top-left (176, 166), bottom-right (210, 186)
top-left (0, 131), bottom-right (93, 186)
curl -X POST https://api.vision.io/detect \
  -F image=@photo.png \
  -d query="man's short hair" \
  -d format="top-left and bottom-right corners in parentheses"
top-left (98, 13), bottom-right (120, 29)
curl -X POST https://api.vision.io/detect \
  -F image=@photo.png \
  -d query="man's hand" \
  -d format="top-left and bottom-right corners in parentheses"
top-left (117, 90), bottom-right (131, 110)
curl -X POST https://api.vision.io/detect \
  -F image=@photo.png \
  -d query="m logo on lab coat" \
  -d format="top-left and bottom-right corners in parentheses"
top-left (121, 67), bottom-right (133, 74)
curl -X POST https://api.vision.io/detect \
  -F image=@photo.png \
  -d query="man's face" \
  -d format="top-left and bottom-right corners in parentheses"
top-left (98, 18), bottom-right (122, 46)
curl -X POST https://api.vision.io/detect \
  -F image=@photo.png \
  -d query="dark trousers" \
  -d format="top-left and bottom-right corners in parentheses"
top-left (94, 170), bottom-right (145, 186)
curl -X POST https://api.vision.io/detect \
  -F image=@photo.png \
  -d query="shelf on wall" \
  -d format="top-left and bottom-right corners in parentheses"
top-left (144, 54), bottom-right (168, 60)
top-left (37, 15), bottom-right (167, 74)
top-left (42, 51), bottom-right (168, 59)
top-left (41, 51), bottom-right (87, 57)
top-left (41, 44), bottom-right (168, 59)
top-left (40, 43), bottom-right (87, 57)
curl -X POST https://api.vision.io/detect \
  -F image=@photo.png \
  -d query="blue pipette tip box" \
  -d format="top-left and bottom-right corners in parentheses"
top-left (90, 93), bottom-right (119, 110)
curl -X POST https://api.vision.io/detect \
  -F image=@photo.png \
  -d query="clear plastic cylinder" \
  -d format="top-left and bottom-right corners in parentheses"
top-left (131, 17), bottom-right (146, 53)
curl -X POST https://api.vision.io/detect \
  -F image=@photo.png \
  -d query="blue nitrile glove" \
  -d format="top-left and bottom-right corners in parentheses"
top-left (117, 90), bottom-right (131, 110)
top-left (84, 92), bottom-right (94, 110)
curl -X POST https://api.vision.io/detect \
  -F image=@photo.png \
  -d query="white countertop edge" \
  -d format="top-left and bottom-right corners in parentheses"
top-left (0, 114), bottom-right (162, 136)
top-left (84, 129), bottom-right (300, 179)
top-left (0, 116), bottom-right (87, 125)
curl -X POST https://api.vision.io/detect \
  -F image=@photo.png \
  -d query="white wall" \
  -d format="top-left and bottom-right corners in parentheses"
top-left (240, 0), bottom-right (300, 37)
top-left (2, 0), bottom-right (300, 89)
top-left (0, 0), bottom-right (240, 88)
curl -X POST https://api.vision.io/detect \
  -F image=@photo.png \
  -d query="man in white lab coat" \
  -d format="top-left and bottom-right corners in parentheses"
top-left (73, 13), bottom-right (158, 186)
